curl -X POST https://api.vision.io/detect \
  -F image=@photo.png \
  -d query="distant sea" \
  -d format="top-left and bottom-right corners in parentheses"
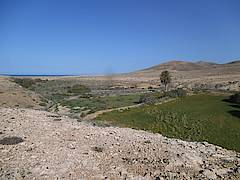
top-left (0, 74), bottom-right (75, 77)
top-left (0, 74), bottom-right (107, 77)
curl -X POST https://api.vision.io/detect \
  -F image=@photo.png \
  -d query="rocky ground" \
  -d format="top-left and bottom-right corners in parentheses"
top-left (0, 107), bottom-right (240, 179)
top-left (0, 77), bottom-right (42, 109)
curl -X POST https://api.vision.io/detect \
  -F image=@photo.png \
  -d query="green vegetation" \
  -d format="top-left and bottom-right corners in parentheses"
top-left (12, 78), bottom-right (46, 89)
top-left (97, 94), bottom-right (240, 152)
top-left (30, 80), bottom-right (91, 101)
top-left (12, 78), bottom-right (91, 102)
top-left (139, 92), bottom-right (163, 104)
top-left (11, 78), bottom-right (142, 116)
top-left (67, 84), bottom-right (91, 94)
top-left (61, 94), bottom-right (140, 113)
top-left (163, 88), bottom-right (187, 98)
top-left (12, 78), bottom-right (95, 111)
top-left (139, 89), bottom-right (187, 104)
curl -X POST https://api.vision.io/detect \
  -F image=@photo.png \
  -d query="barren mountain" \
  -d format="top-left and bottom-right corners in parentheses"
top-left (118, 60), bottom-right (240, 91)
top-left (138, 61), bottom-right (217, 71)
top-left (128, 60), bottom-right (240, 78)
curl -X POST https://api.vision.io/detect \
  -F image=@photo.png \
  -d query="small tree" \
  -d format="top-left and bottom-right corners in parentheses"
top-left (160, 70), bottom-right (171, 91)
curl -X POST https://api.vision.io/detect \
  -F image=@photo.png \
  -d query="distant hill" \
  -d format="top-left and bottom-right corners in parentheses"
top-left (126, 60), bottom-right (240, 80)
top-left (139, 60), bottom-right (218, 72)
top-left (226, 60), bottom-right (240, 64)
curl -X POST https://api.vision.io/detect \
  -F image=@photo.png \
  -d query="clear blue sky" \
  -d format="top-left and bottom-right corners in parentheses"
top-left (1, 0), bottom-right (240, 75)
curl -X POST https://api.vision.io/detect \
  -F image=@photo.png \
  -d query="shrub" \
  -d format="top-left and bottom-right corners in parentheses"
top-left (13, 78), bottom-right (36, 89)
top-left (229, 93), bottom-right (240, 104)
top-left (139, 90), bottom-right (187, 105)
top-left (34, 78), bottom-right (46, 83)
top-left (164, 88), bottom-right (187, 98)
top-left (139, 92), bottom-right (162, 104)
top-left (139, 94), bottom-right (155, 104)
top-left (67, 84), bottom-right (91, 94)
top-left (12, 78), bottom-right (46, 89)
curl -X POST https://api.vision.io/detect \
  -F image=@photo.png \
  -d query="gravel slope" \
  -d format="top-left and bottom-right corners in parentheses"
top-left (0, 107), bottom-right (239, 179)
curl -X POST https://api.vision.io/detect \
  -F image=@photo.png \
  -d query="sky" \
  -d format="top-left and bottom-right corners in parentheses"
top-left (0, 0), bottom-right (240, 75)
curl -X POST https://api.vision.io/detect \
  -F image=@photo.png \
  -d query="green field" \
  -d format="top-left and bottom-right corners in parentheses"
top-left (96, 94), bottom-right (240, 152)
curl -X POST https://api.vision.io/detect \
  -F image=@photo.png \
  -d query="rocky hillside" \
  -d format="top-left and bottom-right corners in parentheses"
top-left (0, 107), bottom-right (239, 179)
top-left (0, 77), bottom-right (43, 109)
top-left (132, 60), bottom-right (240, 76)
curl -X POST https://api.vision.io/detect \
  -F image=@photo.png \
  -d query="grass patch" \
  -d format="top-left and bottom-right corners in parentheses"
top-left (96, 94), bottom-right (240, 152)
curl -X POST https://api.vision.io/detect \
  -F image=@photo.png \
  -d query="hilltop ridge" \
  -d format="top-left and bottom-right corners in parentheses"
top-left (133, 60), bottom-right (240, 73)
top-left (122, 60), bottom-right (240, 90)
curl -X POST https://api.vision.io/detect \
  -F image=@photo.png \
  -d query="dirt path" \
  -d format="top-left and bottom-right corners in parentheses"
top-left (82, 103), bottom-right (143, 121)
top-left (82, 98), bottom-right (176, 121)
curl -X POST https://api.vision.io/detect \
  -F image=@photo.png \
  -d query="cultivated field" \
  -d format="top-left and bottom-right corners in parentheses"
top-left (97, 94), bottom-right (240, 152)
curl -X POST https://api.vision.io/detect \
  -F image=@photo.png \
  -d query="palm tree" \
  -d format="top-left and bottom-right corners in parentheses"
top-left (160, 70), bottom-right (171, 91)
